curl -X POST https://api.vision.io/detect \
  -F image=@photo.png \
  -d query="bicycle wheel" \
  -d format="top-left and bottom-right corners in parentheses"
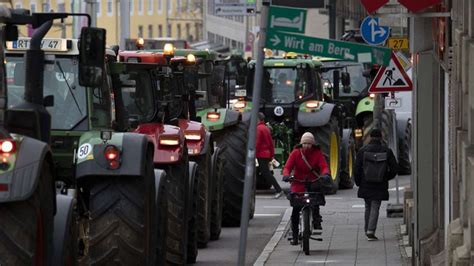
top-left (302, 207), bottom-right (311, 255)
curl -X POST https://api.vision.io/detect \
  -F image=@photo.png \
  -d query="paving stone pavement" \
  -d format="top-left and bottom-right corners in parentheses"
top-left (262, 176), bottom-right (409, 266)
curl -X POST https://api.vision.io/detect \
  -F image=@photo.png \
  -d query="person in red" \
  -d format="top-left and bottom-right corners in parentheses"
top-left (256, 112), bottom-right (283, 199)
top-left (282, 132), bottom-right (332, 245)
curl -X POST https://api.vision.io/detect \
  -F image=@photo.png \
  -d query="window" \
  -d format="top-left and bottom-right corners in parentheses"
top-left (106, 0), bottom-right (113, 16)
top-left (186, 23), bottom-right (191, 41)
top-left (186, 0), bottom-right (190, 12)
top-left (96, 0), bottom-right (101, 17)
top-left (30, 1), bottom-right (36, 13)
top-left (208, 1), bottom-right (214, 15)
top-left (158, 0), bottom-right (162, 13)
top-left (138, 0), bottom-right (143, 15)
top-left (138, 25), bottom-right (143, 38)
top-left (130, 0), bottom-right (134, 15)
top-left (57, 3), bottom-right (65, 12)
top-left (15, 2), bottom-right (22, 8)
top-left (167, 0), bottom-right (171, 15)
top-left (147, 0), bottom-right (153, 15)
top-left (167, 24), bottom-right (172, 37)
top-left (177, 24), bottom-right (181, 39)
top-left (148, 25), bottom-right (153, 38)
top-left (158, 24), bottom-right (163, 37)
top-left (177, 0), bottom-right (181, 11)
top-left (42, 0), bottom-right (50, 11)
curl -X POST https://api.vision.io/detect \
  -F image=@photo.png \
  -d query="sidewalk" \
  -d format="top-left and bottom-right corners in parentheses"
top-left (258, 176), bottom-right (409, 266)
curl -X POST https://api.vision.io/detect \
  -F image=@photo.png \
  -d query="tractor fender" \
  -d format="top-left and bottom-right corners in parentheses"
top-left (200, 131), bottom-right (212, 155)
top-left (340, 128), bottom-right (353, 161)
top-left (52, 194), bottom-right (75, 266)
top-left (75, 132), bottom-right (152, 179)
top-left (355, 97), bottom-right (374, 118)
top-left (154, 169), bottom-right (167, 205)
top-left (297, 103), bottom-right (336, 127)
top-left (0, 136), bottom-right (53, 203)
top-left (210, 146), bottom-right (221, 181)
top-left (187, 161), bottom-right (198, 220)
top-left (241, 112), bottom-right (251, 125)
top-left (223, 109), bottom-right (241, 128)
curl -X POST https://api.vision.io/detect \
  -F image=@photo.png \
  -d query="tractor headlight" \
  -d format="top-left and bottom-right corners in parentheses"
top-left (369, 93), bottom-right (375, 98)
top-left (355, 129), bottom-right (363, 138)
top-left (206, 112), bottom-right (220, 121)
top-left (305, 101), bottom-right (320, 109)
top-left (184, 131), bottom-right (201, 141)
top-left (159, 135), bottom-right (180, 146)
top-left (233, 101), bottom-right (246, 109)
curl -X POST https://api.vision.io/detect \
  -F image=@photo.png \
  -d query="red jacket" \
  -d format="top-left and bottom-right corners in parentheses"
top-left (256, 122), bottom-right (274, 158)
top-left (282, 146), bottom-right (329, 192)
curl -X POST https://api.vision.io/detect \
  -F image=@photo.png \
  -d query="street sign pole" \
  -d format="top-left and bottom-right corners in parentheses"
top-left (237, 1), bottom-right (270, 265)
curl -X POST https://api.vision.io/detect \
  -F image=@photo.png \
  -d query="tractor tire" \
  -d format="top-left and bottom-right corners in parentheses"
top-left (187, 162), bottom-right (199, 264)
top-left (398, 119), bottom-right (412, 175)
top-left (161, 156), bottom-right (189, 265)
top-left (210, 149), bottom-right (224, 240)
top-left (193, 150), bottom-right (211, 248)
top-left (362, 111), bottom-right (395, 148)
top-left (0, 162), bottom-right (54, 266)
top-left (155, 170), bottom-right (168, 266)
top-left (214, 121), bottom-right (250, 227)
top-left (310, 117), bottom-right (341, 194)
top-left (339, 130), bottom-right (355, 189)
top-left (88, 153), bottom-right (156, 265)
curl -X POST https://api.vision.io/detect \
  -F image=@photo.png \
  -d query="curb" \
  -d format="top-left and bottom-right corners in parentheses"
top-left (253, 207), bottom-right (292, 266)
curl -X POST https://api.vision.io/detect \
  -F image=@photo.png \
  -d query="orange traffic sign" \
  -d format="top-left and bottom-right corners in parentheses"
top-left (368, 52), bottom-right (413, 93)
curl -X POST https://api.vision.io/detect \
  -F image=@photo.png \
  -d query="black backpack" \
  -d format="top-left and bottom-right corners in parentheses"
top-left (362, 151), bottom-right (388, 183)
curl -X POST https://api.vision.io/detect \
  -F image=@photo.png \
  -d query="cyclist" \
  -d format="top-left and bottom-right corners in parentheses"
top-left (282, 132), bottom-right (332, 245)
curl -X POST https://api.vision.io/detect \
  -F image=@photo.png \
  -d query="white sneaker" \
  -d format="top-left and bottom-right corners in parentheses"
top-left (274, 191), bottom-right (284, 199)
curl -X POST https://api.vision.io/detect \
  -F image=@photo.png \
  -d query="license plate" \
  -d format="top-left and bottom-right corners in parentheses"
top-left (235, 89), bottom-right (247, 97)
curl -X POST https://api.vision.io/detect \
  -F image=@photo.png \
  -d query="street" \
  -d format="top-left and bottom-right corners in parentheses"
top-left (194, 173), bottom-right (410, 265)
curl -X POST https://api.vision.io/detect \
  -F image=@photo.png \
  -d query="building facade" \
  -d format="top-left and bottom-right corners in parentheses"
top-left (6, 0), bottom-right (203, 46)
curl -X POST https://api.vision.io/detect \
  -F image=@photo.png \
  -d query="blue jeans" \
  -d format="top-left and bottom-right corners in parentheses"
top-left (364, 199), bottom-right (381, 234)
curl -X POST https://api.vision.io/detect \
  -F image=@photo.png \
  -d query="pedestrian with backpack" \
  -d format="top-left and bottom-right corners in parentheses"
top-left (354, 128), bottom-right (398, 241)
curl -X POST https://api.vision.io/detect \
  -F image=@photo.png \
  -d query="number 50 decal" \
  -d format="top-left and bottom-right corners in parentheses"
top-left (77, 143), bottom-right (92, 159)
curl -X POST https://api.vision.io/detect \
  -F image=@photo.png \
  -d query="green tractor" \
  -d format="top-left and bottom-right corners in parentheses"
top-left (5, 22), bottom-right (172, 265)
top-left (169, 48), bottom-right (256, 227)
top-left (234, 54), bottom-right (354, 193)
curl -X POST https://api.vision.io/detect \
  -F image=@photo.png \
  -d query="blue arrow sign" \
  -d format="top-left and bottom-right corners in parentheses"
top-left (361, 16), bottom-right (390, 46)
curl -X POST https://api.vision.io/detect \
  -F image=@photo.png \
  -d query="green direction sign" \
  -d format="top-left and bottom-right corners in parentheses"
top-left (266, 29), bottom-right (392, 66)
top-left (268, 6), bottom-right (307, 34)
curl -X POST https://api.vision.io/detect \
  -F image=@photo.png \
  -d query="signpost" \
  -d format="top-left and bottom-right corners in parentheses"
top-left (268, 5), bottom-right (307, 33)
top-left (265, 28), bottom-right (392, 66)
top-left (360, 16), bottom-right (390, 46)
top-left (214, 0), bottom-right (257, 16)
top-left (368, 52), bottom-right (413, 93)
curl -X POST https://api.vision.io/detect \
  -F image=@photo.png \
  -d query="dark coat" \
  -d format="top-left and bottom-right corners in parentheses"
top-left (353, 139), bottom-right (398, 201)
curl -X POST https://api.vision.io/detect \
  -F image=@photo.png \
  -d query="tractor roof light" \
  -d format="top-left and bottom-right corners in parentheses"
top-left (136, 38), bottom-right (145, 49)
top-left (369, 93), bottom-right (375, 98)
top-left (0, 140), bottom-right (15, 153)
top-left (305, 101), bottom-right (320, 109)
top-left (163, 43), bottom-right (175, 56)
top-left (186, 54), bottom-right (196, 63)
top-left (355, 128), bottom-right (363, 138)
top-left (206, 112), bottom-right (220, 121)
top-left (185, 131), bottom-right (202, 141)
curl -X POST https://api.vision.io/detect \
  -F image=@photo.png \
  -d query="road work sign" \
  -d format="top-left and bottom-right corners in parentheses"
top-left (265, 28), bottom-right (392, 66)
top-left (361, 16), bottom-right (390, 46)
top-left (385, 97), bottom-right (402, 109)
top-left (268, 5), bottom-right (307, 33)
top-left (368, 52), bottom-right (413, 93)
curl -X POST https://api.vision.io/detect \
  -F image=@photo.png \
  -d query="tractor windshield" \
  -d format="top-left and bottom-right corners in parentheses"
top-left (249, 67), bottom-right (310, 104)
top-left (321, 62), bottom-right (369, 97)
top-left (6, 55), bottom-right (88, 130)
top-left (118, 70), bottom-right (156, 123)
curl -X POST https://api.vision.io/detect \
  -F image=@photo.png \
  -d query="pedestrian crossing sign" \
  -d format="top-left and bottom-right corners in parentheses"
top-left (368, 52), bottom-right (413, 93)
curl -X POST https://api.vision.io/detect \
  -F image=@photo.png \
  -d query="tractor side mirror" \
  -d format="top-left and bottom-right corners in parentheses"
top-left (341, 72), bottom-right (351, 93)
top-left (43, 95), bottom-right (54, 107)
top-left (79, 27), bottom-right (106, 87)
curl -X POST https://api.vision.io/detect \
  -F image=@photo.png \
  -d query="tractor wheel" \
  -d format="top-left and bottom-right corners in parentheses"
top-left (193, 150), bottom-right (211, 248)
top-left (161, 156), bottom-right (189, 265)
top-left (210, 149), bottom-right (224, 240)
top-left (187, 163), bottom-right (199, 264)
top-left (310, 117), bottom-right (341, 194)
top-left (0, 162), bottom-right (54, 266)
top-left (155, 170), bottom-right (168, 266)
top-left (339, 130), bottom-right (355, 189)
top-left (89, 153), bottom-right (156, 265)
top-left (398, 119), bottom-right (412, 175)
top-left (362, 111), bottom-right (395, 148)
top-left (214, 121), bottom-right (250, 227)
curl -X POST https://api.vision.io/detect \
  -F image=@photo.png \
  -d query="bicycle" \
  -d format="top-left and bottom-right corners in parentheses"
top-left (287, 177), bottom-right (326, 255)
